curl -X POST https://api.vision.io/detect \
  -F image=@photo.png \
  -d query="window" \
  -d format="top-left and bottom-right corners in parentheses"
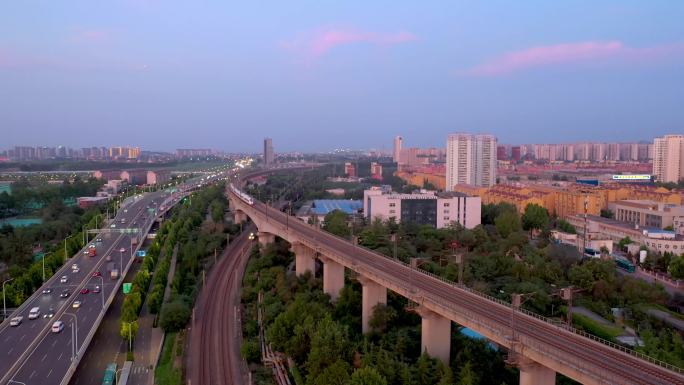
top-left (444, 209), bottom-right (450, 214)
top-left (389, 203), bottom-right (396, 207)
top-left (389, 210), bottom-right (395, 214)
top-left (444, 203), bottom-right (450, 207)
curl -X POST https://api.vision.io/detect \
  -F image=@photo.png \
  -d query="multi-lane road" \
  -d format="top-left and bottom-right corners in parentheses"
top-left (0, 187), bottom-right (189, 385)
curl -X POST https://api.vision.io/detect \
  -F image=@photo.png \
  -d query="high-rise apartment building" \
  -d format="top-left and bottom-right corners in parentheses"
top-left (446, 133), bottom-right (497, 190)
top-left (393, 136), bottom-right (403, 163)
top-left (653, 134), bottom-right (684, 183)
top-left (263, 138), bottom-right (274, 165)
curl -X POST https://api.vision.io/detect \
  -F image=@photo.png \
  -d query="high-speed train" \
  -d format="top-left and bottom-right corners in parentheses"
top-left (229, 183), bottom-right (255, 205)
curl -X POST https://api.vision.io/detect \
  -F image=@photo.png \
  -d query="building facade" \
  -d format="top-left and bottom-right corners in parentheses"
top-left (393, 136), bottom-right (403, 163)
top-left (609, 200), bottom-right (684, 232)
top-left (653, 134), bottom-right (684, 183)
top-left (363, 187), bottom-right (481, 229)
top-left (263, 138), bottom-right (275, 165)
top-left (446, 133), bottom-right (497, 190)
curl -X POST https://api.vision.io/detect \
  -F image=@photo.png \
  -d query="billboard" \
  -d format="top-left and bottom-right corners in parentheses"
top-left (612, 174), bottom-right (652, 181)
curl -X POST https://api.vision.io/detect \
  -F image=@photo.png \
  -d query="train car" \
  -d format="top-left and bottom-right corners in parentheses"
top-left (615, 257), bottom-right (635, 273)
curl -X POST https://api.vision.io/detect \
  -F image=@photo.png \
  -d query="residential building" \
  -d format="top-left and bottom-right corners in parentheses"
top-left (77, 196), bottom-right (109, 209)
top-left (147, 170), bottom-right (171, 185)
top-left (653, 134), bottom-right (684, 183)
top-left (93, 170), bottom-right (123, 180)
top-left (120, 170), bottom-right (147, 185)
top-left (566, 214), bottom-right (684, 254)
top-left (609, 200), bottom-right (684, 232)
top-left (393, 136), bottom-right (403, 163)
top-left (497, 146), bottom-right (507, 160)
top-left (370, 162), bottom-right (383, 180)
top-left (446, 133), bottom-right (497, 189)
top-left (176, 149), bottom-right (212, 158)
top-left (396, 167), bottom-right (446, 190)
top-left (264, 138), bottom-right (275, 165)
top-left (363, 186), bottom-right (481, 229)
top-left (511, 146), bottom-right (521, 162)
top-left (344, 162), bottom-right (356, 177)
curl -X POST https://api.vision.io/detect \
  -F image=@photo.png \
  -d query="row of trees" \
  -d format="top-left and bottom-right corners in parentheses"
top-left (240, 240), bottom-right (519, 385)
top-left (0, 176), bottom-right (103, 217)
top-left (157, 183), bottom-right (235, 333)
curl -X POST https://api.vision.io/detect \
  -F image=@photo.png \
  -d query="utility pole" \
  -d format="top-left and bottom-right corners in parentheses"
top-left (3, 278), bottom-right (14, 320)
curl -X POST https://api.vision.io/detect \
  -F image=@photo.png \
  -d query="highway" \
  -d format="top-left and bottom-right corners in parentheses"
top-left (0, 191), bottom-right (165, 385)
top-left (0, 178), bottom-right (201, 385)
top-left (230, 187), bottom-right (684, 385)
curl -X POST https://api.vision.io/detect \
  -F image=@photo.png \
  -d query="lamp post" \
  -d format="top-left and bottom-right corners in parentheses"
top-left (123, 321), bottom-right (134, 351)
top-left (64, 233), bottom-right (78, 264)
top-left (119, 248), bottom-right (124, 275)
top-left (3, 278), bottom-right (14, 320)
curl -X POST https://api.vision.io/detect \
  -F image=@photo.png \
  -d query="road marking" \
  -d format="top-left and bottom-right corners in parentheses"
top-left (41, 353), bottom-right (47, 362)
top-left (7, 347), bottom-right (13, 355)
top-left (58, 352), bottom-right (63, 361)
top-left (47, 368), bottom-right (53, 378)
top-left (29, 370), bottom-right (36, 379)
top-left (19, 334), bottom-right (25, 341)
top-left (52, 339), bottom-right (57, 347)
top-left (3, 335), bottom-right (10, 343)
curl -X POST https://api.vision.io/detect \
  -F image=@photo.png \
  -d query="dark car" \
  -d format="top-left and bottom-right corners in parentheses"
top-left (42, 288), bottom-right (52, 295)
top-left (60, 290), bottom-right (70, 298)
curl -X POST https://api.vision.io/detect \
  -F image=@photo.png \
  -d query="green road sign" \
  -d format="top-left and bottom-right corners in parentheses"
top-left (123, 283), bottom-right (132, 294)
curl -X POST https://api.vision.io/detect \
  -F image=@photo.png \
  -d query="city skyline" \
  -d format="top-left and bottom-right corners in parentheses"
top-left (2, 1), bottom-right (683, 151)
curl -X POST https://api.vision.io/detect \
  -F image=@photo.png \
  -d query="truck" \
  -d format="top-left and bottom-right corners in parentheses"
top-left (111, 269), bottom-right (119, 280)
top-left (88, 247), bottom-right (97, 257)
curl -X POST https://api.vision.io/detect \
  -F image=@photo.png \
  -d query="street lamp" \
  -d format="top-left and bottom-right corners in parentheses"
top-left (3, 278), bottom-right (14, 320)
top-left (122, 321), bottom-right (135, 351)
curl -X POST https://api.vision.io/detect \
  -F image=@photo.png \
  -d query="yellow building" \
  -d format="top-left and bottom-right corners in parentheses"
top-left (396, 171), bottom-right (446, 191)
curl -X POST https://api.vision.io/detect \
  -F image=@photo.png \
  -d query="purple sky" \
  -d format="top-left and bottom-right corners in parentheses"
top-left (1, 1), bottom-right (683, 152)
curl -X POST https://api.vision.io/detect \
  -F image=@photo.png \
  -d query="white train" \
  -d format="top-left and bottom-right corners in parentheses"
top-left (229, 183), bottom-right (255, 205)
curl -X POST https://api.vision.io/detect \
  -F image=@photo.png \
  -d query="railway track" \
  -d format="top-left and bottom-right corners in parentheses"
top-left (189, 226), bottom-right (253, 385)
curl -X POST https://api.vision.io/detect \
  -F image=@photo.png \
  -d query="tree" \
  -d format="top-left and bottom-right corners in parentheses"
top-left (160, 300), bottom-right (191, 332)
top-left (350, 367), bottom-right (387, 385)
top-left (240, 339), bottom-right (261, 364)
top-left (522, 204), bottom-right (549, 235)
top-left (312, 360), bottom-right (351, 385)
top-left (306, 316), bottom-right (351, 380)
top-left (618, 236), bottom-right (632, 250)
top-left (557, 219), bottom-right (576, 234)
top-left (668, 255), bottom-right (684, 279)
top-left (495, 211), bottom-right (521, 238)
top-left (323, 210), bottom-right (351, 238)
top-left (457, 361), bottom-right (478, 385)
top-left (368, 303), bottom-right (397, 333)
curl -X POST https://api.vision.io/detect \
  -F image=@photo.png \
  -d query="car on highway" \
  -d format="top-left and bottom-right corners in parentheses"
top-left (93, 286), bottom-right (101, 293)
top-left (110, 224), bottom-right (116, 228)
top-left (43, 308), bottom-right (55, 319)
top-left (119, 248), bottom-right (126, 253)
top-left (60, 289), bottom-right (70, 298)
top-left (60, 275), bottom-right (68, 283)
top-left (42, 288), bottom-right (52, 295)
top-left (83, 249), bottom-right (90, 254)
top-left (72, 301), bottom-right (81, 308)
top-left (93, 271), bottom-right (102, 277)
top-left (80, 288), bottom-right (89, 295)
top-left (72, 266), bottom-right (80, 273)
top-left (10, 316), bottom-right (23, 326)
top-left (28, 307), bottom-right (41, 320)
top-left (51, 321), bottom-right (64, 333)
top-left (96, 238), bottom-right (103, 243)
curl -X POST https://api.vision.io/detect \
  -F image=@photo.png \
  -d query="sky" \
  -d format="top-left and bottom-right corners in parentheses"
top-left (1, 1), bottom-right (683, 152)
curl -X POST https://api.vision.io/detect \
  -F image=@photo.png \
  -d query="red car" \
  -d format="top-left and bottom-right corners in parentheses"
top-left (80, 288), bottom-right (89, 295)
top-left (93, 271), bottom-right (102, 277)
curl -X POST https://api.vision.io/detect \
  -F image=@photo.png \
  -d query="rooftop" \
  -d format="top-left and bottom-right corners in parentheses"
top-left (310, 199), bottom-right (363, 215)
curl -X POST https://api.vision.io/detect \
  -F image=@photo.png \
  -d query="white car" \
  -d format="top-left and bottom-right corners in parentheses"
top-left (51, 321), bottom-right (64, 333)
top-left (72, 301), bottom-right (81, 309)
top-left (72, 267), bottom-right (80, 273)
top-left (110, 224), bottom-right (116, 228)
top-left (71, 263), bottom-right (79, 270)
top-left (10, 316), bottom-right (23, 326)
top-left (83, 249), bottom-right (89, 255)
top-left (60, 276), bottom-right (68, 284)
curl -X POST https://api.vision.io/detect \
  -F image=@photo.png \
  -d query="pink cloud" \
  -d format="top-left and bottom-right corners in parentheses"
top-left (284, 28), bottom-right (416, 60)
top-left (465, 41), bottom-right (684, 76)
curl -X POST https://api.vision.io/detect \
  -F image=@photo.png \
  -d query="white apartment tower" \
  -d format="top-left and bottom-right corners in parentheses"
top-left (653, 134), bottom-right (684, 183)
top-left (446, 133), bottom-right (497, 190)
top-left (393, 136), bottom-right (403, 163)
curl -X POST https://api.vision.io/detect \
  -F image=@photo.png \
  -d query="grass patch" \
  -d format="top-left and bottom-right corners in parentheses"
top-left (573, 314), bottom-right (623, 342)
top-left (155, 332), bottom-right (182, 385)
